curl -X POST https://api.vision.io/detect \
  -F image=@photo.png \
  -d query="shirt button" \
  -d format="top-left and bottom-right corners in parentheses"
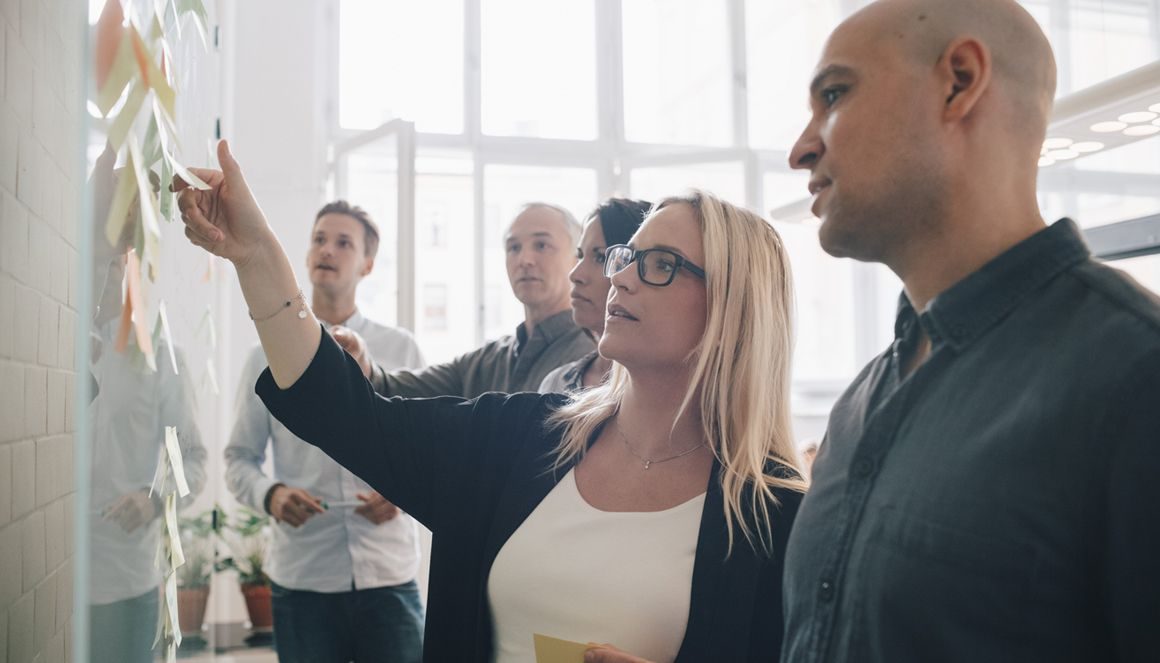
top-left (851, 457), bottom-right (875, 479)
top-left (819, 579), bottom-right (835, 602)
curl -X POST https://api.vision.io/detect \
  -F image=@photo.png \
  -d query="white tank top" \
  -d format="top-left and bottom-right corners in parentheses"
top-left (487, 468), bottom-right (705, 663)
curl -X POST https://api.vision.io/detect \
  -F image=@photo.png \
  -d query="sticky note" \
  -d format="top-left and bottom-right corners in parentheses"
top-left (164, 492), bottom-right (185, 567)
top-left (124, 249), bottom-right (157, 371)
top-left (104, 163), bottom-right (138, 250)
top-left (533, 633), bottom-right (590, 663)
top-left (107, 82), bottom-right (147, 150)
top-left (165, 426), bottom-right (190, 497)
top-left (158, 301), bottom-right (178, 374)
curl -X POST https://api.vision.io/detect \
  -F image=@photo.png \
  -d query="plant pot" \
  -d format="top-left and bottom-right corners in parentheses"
top-left (240, 583), bottom-right (273, 631)
top-left (177, 586), bottom-right (211, 637)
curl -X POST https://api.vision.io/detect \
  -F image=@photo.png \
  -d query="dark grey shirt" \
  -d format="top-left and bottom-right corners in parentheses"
top-left (371, 309), bottom-right (595, 398)
top-left (783, 219), bottom-right (1160, 663)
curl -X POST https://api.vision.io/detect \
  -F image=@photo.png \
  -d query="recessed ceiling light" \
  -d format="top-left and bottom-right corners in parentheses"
top-left (1123, 125), bottom-right (1160, 137)
top-left (1119, 111), bottom-right (1158, 124)
top-left (1043, 137), bottom-right (1073, 149)
top-left (1038, 156), bottom-right (1056, 167)
top-left (1047, 149), bottom-right (1079, 160)
top-left (1150, 102), bottom-right (1160, 113)
top-left (1153, 118), bottom-right (1160, 127)
top-left (1091, 121), bottom-right (1127, 133)
top-left (1070, 141), bottom-right (1104, 153)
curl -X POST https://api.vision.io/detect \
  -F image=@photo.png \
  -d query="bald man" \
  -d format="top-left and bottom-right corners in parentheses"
top-left (782, 1), bottom-right (1160, 661)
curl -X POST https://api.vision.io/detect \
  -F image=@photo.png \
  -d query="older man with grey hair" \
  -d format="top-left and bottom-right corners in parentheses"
top-left (344, 201), bottom-right (593, 398)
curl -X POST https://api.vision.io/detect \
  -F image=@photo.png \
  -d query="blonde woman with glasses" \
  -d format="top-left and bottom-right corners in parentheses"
top-left (177, 141), bottom-right (806, 663)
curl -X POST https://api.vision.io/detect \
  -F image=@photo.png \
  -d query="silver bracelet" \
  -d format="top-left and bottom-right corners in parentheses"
top-left (249, 290), bottom-right (308, 322)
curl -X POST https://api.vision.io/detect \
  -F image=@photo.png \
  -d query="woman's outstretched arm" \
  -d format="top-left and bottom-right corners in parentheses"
top-left (174, 139), bottom-right (320, 388)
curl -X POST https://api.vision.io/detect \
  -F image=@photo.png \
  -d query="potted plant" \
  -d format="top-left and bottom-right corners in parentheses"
top-left (216, 507), bottom-right (274, 635)
top-left (176, 507), bottom-right (221, 641)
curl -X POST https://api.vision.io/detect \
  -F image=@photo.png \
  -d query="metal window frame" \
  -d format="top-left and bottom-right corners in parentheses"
top-left (327, 0), bottom-right (1160, 361)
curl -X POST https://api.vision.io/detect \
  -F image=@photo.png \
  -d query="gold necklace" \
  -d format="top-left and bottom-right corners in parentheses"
top-left (614, 419), bottom-right (704, 470)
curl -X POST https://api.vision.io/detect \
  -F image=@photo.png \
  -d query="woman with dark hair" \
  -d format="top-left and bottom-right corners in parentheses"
top-left (540, 198), bottom-right (652, 393)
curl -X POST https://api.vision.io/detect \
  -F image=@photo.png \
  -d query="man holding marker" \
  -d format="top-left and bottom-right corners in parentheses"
top-left (225, 200), bottom-right (426, 663)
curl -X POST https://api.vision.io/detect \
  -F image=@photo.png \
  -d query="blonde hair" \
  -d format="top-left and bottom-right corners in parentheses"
top-left (548, 190), bottom-right (806, 554)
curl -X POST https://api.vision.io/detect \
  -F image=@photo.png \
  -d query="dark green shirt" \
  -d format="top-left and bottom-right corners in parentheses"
top-left (783, 219), bottom-right (1160, 663)
top-left (371, 309), bottom-right (594, 398)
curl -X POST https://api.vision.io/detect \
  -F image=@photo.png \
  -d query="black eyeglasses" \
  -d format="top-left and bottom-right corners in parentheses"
top-left (603, 244), bottom-right (706, 286)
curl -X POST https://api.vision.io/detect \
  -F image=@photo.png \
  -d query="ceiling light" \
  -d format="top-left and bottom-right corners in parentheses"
top-left (1070, 141), bottom-right (1104, 153)
top-left (1151, 102), bottom-right (1160, 113)
top-left (1043, 137), bottom-right (1073, 149)
top-left (1118, 111), bottom-right (1158, 124)
top-left (1091, 121), bottom-right (1128, 133)
top-left (1123, 125), bottom-right (1160, 137)
top-left (1038, 156), bottom-right (1056, 167)
top-left (1047, 149), bottom-right (1079, 160)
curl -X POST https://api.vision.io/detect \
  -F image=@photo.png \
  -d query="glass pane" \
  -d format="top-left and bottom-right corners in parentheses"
top-left (774, 222), bottom-right (858, 382)
top-left (629, 162), bottom-right (745, 206)
top-left (870, 263), bottom-right (905, 353)
top-left (1111, 253), bottom-right (1160, 295)
top-left (1063, 1), bottom-right (1160, 95)
top-left (82, 1), bottom-right (227, 657)
top-left (482, 165), bottom-right (598, 341)
top-left (764, 170), bottom-right (811, 212)
top-left (339, 0), bottom-right (465, 133)
top-left (344, 145), bottom-right (401, 326)
top-left (746, 0), bottom-right (843, 151)
top-left (414, 154), bottom-right (477, 364)
top-left (1039, 136), bottom-right (1160, 228)
top-left (623, 0), bottom-right (732, 146)
top-left (481, 0), bottom-right (597, 139)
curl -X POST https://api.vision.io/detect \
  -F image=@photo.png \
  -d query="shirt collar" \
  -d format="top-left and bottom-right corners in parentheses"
top-left (515, 309), bottom-right (578, 347)
top-left (897, 218), bottom-right (1089, 351)
top-left (321, 308), bottom-right (364, 332)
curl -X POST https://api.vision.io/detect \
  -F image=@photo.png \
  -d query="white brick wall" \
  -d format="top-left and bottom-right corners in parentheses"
top-left (0, 0), bottom-right (81, 662)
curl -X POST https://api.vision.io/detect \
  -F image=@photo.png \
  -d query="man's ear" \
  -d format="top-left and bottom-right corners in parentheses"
top-left (940, 36), bottom-right (992, 123)
top-left (361, 255), bottom-right (375, 277)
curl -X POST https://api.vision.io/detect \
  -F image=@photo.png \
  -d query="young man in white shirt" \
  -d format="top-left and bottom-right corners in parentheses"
top-left (225, 201), bottom-right (426, 663)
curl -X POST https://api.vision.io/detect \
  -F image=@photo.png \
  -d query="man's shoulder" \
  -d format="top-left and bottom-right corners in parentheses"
top-left (1068, 259), bottom-right (1160, 344)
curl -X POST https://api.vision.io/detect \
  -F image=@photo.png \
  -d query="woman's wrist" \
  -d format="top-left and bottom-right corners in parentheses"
top-left (233, 228), bottom-right (282, 274)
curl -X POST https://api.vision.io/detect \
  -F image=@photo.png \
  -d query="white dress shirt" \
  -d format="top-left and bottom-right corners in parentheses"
top-left (89, 322), bottom-right (207, 604)
top-left (225, 310), bottom-right (426, 592)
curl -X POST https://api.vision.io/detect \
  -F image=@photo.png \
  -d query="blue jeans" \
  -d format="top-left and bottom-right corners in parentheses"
top-left (89, 588), bottom-right (159, 663)
top-left (271, 580), bottom-right (424, 663)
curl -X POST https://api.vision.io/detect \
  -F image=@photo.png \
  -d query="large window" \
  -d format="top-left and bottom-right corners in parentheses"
top-left (339, 0), bottom-right (464, 133)
top-left (335, 0), bottom-right (1160, 429)
top-left (481, 0), bottom-right (598, 139)
top-left (622, 0), bottom-right (733, 146)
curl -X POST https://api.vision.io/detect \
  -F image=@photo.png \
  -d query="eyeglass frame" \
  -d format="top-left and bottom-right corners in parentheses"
top-left (602, 244), bottom-right (707, 286)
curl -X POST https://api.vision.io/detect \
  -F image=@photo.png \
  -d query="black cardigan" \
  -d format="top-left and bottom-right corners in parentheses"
top-left (257, 331), bottom-right (801, 662)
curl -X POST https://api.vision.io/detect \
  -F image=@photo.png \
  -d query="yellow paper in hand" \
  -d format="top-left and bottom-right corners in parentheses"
top-left (533, 633), bottom-right (590, 663)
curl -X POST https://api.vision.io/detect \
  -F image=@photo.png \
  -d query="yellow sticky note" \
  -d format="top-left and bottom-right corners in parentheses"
top-left (165, 426), bottom-right (190, 497)
top-left (533, 633), bottom-right (590, 663)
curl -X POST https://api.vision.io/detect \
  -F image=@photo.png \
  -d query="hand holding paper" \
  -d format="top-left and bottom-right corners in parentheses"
top-left (581, 645), bottom-right (655, 663)
top-left (531, 635), bottom-right (655, 663)
top-left (174, 140), bottom-right (274, 267)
